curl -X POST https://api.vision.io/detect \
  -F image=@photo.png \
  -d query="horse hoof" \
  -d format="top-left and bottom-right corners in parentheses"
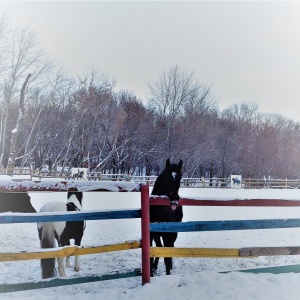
top-left (66, 259), bottom-right (71, 268)
top-left (74, 267), bottom-right (80, 272)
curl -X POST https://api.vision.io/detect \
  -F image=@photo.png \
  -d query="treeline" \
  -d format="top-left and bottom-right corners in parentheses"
top-left (1, 17), bottom-right (300, 178)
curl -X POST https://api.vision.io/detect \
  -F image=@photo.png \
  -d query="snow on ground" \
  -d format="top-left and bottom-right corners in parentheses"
top-left (0, 177), bottom-right (140, 192)
top-left (1, 187), bottom-right (300, 299)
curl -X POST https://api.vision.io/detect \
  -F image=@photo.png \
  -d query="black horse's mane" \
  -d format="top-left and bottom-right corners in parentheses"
top-left (152, 160), bottom-right (182, 196)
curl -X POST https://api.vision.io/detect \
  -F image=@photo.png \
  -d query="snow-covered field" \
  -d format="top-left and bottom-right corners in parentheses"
top-left (2, 187), bottom-right (300, 299)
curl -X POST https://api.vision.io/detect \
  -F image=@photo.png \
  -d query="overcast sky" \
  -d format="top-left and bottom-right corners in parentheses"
top-left (1, 1), bottom-right (300, 121)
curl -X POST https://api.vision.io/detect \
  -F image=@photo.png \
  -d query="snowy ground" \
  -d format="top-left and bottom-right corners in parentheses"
top-left (1, 187), bottom-right (300, 299)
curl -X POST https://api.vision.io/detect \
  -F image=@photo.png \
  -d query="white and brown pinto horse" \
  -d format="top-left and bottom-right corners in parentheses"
top-left (37, 191), bottom-right (85, 279)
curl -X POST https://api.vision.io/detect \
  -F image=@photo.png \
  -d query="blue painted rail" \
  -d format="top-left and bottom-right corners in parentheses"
top-left (150, 218), bottom-right (300, 232)
top-left (0, 209), bottom-right (141, 224)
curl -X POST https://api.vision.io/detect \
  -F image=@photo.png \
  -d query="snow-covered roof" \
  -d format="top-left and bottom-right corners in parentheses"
top-left (0, 180), bottom-right (141, 192)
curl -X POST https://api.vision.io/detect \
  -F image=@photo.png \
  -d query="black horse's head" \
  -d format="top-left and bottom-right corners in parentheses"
top-left (152, 158), bottom-right (183, 211)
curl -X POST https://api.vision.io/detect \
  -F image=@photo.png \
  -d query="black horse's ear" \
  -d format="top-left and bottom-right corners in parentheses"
top-left (178, 159), bottom-right (183, 169)
top-left (166, 159), bottom-right (170, 168)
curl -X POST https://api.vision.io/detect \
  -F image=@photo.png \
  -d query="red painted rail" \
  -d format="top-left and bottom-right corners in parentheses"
top-left (150, 197), bottom-right (300, 207)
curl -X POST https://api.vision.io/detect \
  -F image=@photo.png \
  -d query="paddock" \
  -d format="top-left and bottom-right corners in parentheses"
top-left (1, 182), bottom-right (300, 294)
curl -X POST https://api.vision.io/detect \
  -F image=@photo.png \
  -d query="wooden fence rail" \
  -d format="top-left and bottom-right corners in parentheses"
top-left (150, 197), bottom-right (300, 207)
top-left (0, 241), bottom-right (141, 262)
top-left (0, 209), bottom-right (141, 224)
top-left (149, 219), bottom-right (300, 233)
top-left (0, 270), bottom-right (142, 293)
top-left (149, 246), bottom-right (300, 258)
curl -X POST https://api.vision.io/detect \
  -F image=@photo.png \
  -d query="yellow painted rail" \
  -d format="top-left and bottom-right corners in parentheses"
top-left (0, 240), bottom-right (141, 262)
top-left (150, 246), bottom-right (300, 258)
top-left (150, 247), bottom-right (241, 258)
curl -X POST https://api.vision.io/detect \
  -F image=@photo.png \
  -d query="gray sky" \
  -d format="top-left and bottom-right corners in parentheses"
top-left (1, 1), bottom-right (300, 121)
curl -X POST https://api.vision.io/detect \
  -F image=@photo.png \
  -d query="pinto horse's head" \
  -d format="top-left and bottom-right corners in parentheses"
top-left (152, 158), bottom-right (183, 211)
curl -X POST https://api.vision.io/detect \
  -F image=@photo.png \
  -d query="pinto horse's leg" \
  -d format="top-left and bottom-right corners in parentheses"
top-left (73, 243), bottom-right (80, 272)
top-left (74, 255), bottom-right (80, 271)
top-left (65, 243), bottom-right (71, 268)
top-left (66, 256), bottom-right (71, 268)
top-left (57, 239), bottom-right (66, 277)
top-left (57, 257), bottom-right (66, 277)
top-left (58, 228), bottom-right (72, 273)
top-left (73, 233), bottom-right (84, 272)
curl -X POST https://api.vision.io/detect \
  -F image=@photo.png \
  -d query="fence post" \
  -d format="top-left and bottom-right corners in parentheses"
top-left (141, 183), bottom-right (150, 285)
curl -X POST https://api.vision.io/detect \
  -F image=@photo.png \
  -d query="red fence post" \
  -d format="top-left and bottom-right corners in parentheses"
top-left (141, 183), bottom-right (150, 285)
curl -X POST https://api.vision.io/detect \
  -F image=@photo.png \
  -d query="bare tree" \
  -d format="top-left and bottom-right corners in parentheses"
top-left (7, 73), bottom-right (31, 168)
top-left (0, 24), bottom-right (51, 167)
top-left (148, 64), bottom-right (216, 159)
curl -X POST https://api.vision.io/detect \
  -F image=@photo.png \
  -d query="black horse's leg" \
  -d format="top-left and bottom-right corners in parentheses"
top-left (162, 233), bottom-right (177, 275)
top-left (153, 235), bottom-right (162, 271)
top-left (150, 233), bottom-right (154, 277)
top-left (150, 232), bottom-right (163, 276)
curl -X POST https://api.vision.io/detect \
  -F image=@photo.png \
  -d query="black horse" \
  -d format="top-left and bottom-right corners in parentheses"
top-left (0, 192), bottom-right (36, 212)
top-left (150, 159), bottom-right (183, 276)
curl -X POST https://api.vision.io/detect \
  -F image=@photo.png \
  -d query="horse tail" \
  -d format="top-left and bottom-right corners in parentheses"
top-left (39, 223), bottom-right (57, 279)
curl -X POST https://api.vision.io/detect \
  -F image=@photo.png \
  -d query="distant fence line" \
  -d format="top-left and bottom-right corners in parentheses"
top-left (0, 168), bottom-right (300, 189)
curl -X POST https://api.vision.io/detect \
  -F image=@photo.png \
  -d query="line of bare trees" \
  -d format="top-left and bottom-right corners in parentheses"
top-left (1, 16), bottom-right (300, 179)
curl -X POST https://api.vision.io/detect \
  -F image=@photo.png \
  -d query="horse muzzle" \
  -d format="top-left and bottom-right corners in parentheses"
top-left (170, 196), bottom-right (180, 211)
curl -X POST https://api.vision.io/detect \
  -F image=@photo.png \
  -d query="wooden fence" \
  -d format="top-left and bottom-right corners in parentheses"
top-left (148, 196), bottom-right (300, 276)
top-left (0, 168), bottom-right (33, 181)
top-left (2, 182), bottom-right (300, 293)
top-left (0, 182), bottom-right (149, 293)
top-left (2, 167), bottom-right (300, 189)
